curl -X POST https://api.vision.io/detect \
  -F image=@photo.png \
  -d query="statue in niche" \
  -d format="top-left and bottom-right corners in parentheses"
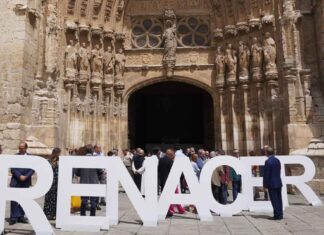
top-left (162, 20), bottom-right (177, 62)
top-left (238, 41), bottom-right (250, 79)
top-left (251, 37), bottom-right (262, 80)
top-left (103, 46), bottom-right (114, 76)
top-left (263, 32), bottom-right (277, 75)
top-left (78, 42), bottom-right (91, 73)
top-left (115, 48), bottom-right (126, 78)
top-left (91, 44), bottom-right (103, 75)
top-left (215, 46), bottom-right (225, 86)
top-left (224, 43), bottom-right (237, 83)
top-left (65, 40), bottom-right (78, 79)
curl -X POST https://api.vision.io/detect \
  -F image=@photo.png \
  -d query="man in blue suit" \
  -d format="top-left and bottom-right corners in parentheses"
top-left (263, 146), bottom-right (283, 220)
top-left (9, 143), bottom-right (34, 225)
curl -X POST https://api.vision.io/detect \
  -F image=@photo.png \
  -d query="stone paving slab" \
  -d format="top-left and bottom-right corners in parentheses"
top-left (3, 193), bottom-right (324, 235)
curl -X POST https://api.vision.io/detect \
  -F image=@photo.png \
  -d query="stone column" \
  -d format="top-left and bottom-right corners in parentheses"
top-left (218, 87), bottom-right (228, 152)
top-left (256, 82), bottom-right (264, 149)
top-left (242, 83), bottom-right (252, 155)
top-left (229, 85), bottom-right (239, 151)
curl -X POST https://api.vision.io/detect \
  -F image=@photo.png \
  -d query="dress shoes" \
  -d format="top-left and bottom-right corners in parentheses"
top-left (9, 220), bottom-right (16, 225)
top-left (17, 217), bottom-right (28, 224)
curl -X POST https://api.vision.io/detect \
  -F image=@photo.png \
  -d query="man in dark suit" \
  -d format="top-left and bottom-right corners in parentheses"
top-left (158, 148), bottom-right (174, 192)
top-left (263, 146), bottom-right (283, 220)
top-left (9, 142), bottom-right (34, 225)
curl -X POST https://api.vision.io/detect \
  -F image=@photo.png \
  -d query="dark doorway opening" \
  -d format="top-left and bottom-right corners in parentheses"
top-left (128, 81), bottom-right (215, 151)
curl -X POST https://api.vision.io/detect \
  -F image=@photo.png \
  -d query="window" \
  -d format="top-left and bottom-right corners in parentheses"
top-left (132, 18), bottom-right (163, 48)
top-left (131, 16), bottom-right (210, 49)
top-left (177, 17), bottom-right (210, 47)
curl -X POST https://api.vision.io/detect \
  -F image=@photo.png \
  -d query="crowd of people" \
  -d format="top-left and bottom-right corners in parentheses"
top-left (0, 142), bottom-right (283, 234)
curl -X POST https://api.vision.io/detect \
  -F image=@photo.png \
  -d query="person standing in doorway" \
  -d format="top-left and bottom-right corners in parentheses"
top-left (263, 147), bottom-right (283, 220)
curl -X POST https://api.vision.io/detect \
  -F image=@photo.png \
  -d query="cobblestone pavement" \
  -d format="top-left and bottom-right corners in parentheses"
top-left (3, 193), bottom-right (324, 235)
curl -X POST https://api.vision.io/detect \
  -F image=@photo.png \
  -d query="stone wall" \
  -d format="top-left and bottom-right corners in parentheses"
top-left (0, 0), bottom-right (44, 153)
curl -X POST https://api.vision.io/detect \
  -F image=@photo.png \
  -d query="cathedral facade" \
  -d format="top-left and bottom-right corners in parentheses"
top-left (1, 1), bottom-right (324, 190)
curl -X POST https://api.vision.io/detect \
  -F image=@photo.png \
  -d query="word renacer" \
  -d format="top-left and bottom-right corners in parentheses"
top-left (0, 156), bottom-right (322, 235)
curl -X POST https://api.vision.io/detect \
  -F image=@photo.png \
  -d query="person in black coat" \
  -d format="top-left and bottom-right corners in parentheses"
top-left (263, 146), bottom-right (283, 220)
top-left (158, 148), bottom-right (175, 191)
top-left (9, 143), bottom-right (34, 225)
top-left (75, 144), bottom-right (103, 217)
top-left (132, 148), bottom-right (145, 190)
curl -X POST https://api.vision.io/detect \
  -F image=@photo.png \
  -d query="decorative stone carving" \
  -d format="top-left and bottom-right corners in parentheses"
top-left (116, 0), bottom-right (125, 21)
top-left (251, 37), bottom-right (262, 81)
top-left (67, 0), bottom-right (76, 15)
top-left (78, 43), bottom-right (91, 90)
top-left (238, 41), bottom-right (250, 82)
top-left (45, 3), bottom-right (59, 74)
top-left (80, 0), bottom-right (88, 17)
top-left (215, 46), bottom-right (225, 87)
top-left (162, 10), bottom-right (177, 78)
top-left (224, 43), bottom-right (237, 84)
top-left (91, 44), bottom-right (103, 92)
top-left (104, 0), bottom-right (114, 22)
top-left (103, 46), bottom-right (115, 93)
top-left (115, 48), bottom-right (126, 90)
top-left (263, 32), bottom-right (278, 78)
top-left (64, 40), bottom-right (78, 86)
top-left (93, 0), bottom-right (103, 19)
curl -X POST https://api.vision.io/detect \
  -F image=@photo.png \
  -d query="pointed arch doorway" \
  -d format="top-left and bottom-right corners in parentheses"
top-left (128, 81), bottom-right (215, 152)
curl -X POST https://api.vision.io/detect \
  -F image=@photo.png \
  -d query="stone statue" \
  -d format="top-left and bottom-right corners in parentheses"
top-left (224, 43), bottom-right (237, 83)
top-left (251, 37), bottom-right (262, 80)
top-left (215, 46), bottom-right (225, 75)
top-left (65, 40), bottom-right (78, 79)
top-left (162, 20), bottom-right (177, 62)
top-left (78, 43), bottom-right (91, 72)
top-left (251, 37), bottom-right (262, 69)
top-left (263, 32), bottom-right (277, 76)
top-left (91, 44), bottom-right (103, 75)
top-left (215, 46), bottom-right (225, 86)
top-left (103, 46), bottom-right (114, 75)
top-left (115, 48), bottom-right (126, 78)
top-left (238, 41), bottom-right (250, 79)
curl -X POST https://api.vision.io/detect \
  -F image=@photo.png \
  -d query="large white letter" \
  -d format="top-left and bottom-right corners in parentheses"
top-left (278, 155), bottom-right (322, 207)
top-left (0, 155), bottom-right (53, 235)
top-left (158, 158), bottom-right (212, 221)
top-left (199, 156), bottom-right (248, 217)
top-left (56, 156), bottom-right (109, 231)
top-left (240, 157), bottom-right (273, 212)
top-left (107, 157), bottom-right (158, 226)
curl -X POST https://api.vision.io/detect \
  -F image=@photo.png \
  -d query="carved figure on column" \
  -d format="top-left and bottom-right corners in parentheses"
top-left (162, 10), bottom-right (177, 78)
top-left (225, 43), bottom-right (237, 84)
top-left (64, 40), bottom-right (78, 84)
top-left (45, 3), bottom-right (59, 74)
top-left (103, 46), bottom-right (115, 93)
top-left (91, 44), bottom-right (103, 92)
top-left (263, 32), bottom-right (278, 78)
top-left (251, 37), bottom-right (263, 81)
top-left (215, 46), bottom-right (225, 87)
top-left (115, 48), bottom-right (126, 90)
top-left (78, 42), bottom-right (90, 89)
top-left (238, 41), bottom-right (250, 81)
